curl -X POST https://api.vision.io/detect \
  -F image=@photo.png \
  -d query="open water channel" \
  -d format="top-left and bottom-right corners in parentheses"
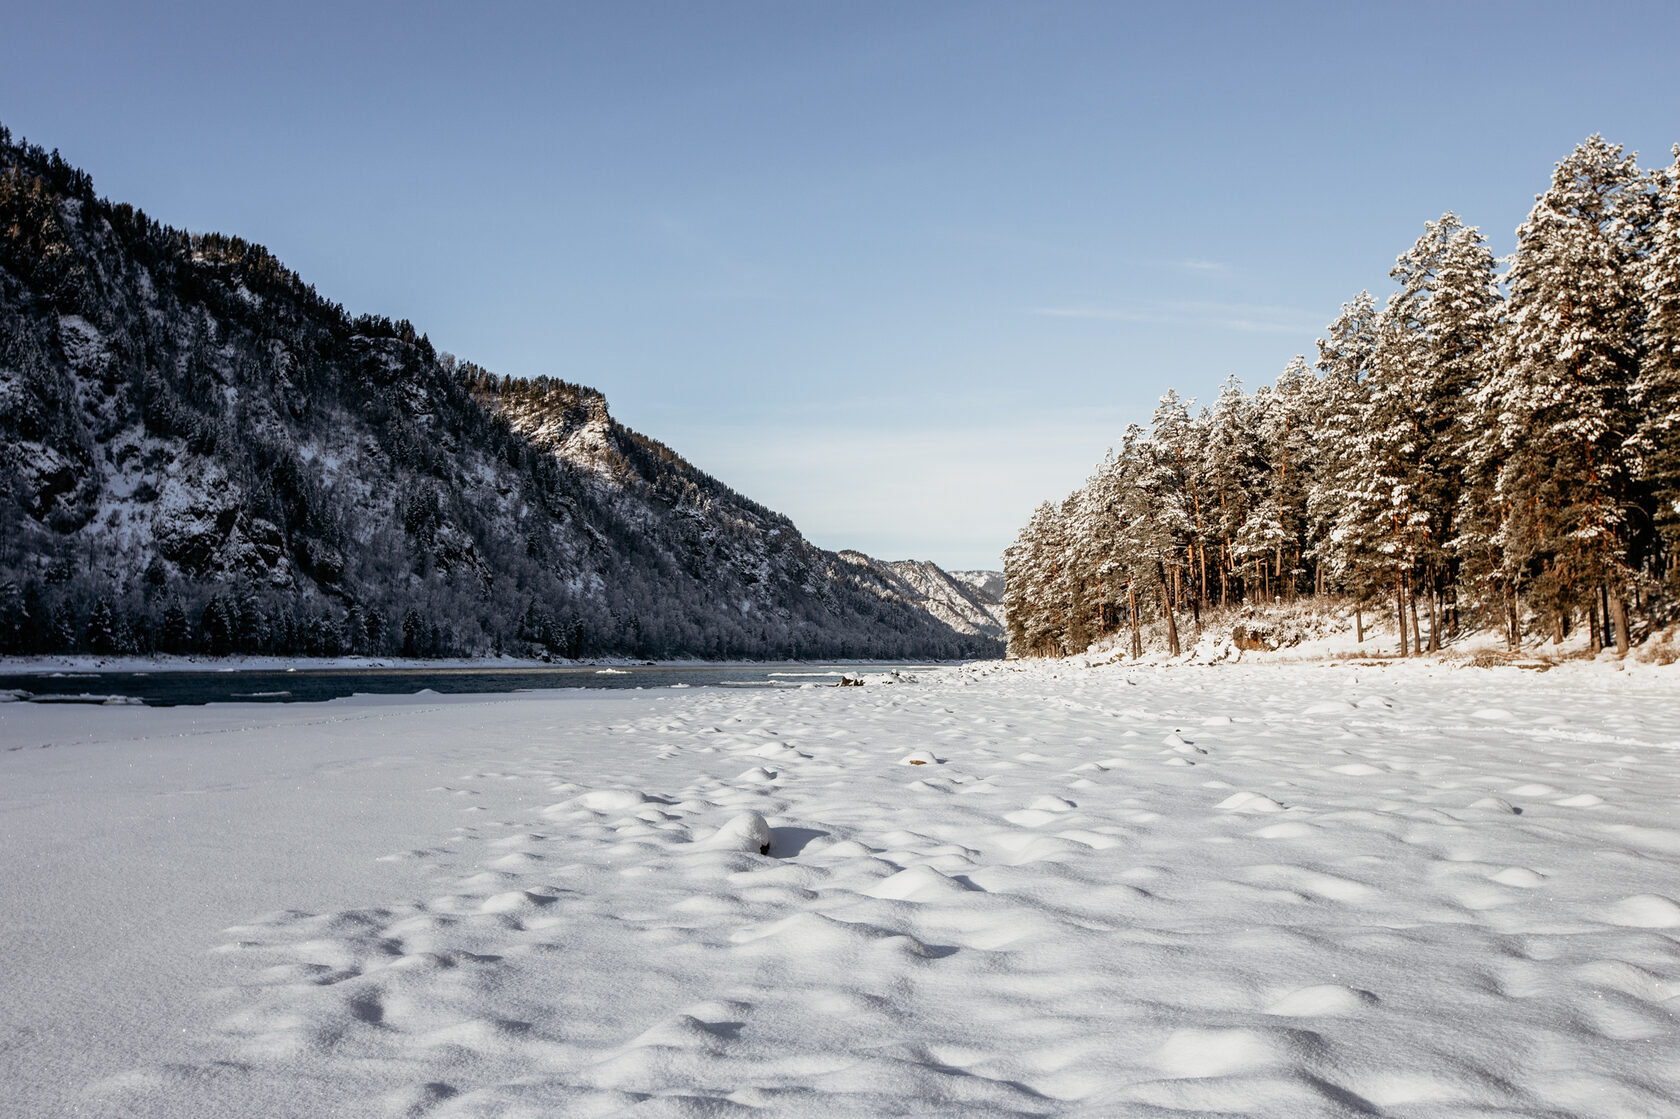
top-left (0, 662), bottom-right (942, 707)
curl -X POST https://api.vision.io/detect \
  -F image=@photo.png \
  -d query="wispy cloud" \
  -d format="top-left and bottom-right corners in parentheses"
top-left (1027, 299), bottom-right (1326, 336)
top-left (658, 417), bottom-right (1137, 571)
top-left (1175, 257), bottom-right (1233, 275)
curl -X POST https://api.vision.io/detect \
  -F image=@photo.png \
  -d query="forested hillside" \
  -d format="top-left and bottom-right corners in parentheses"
top-left (0, 125), bottom-right (1000, 661)
top-left (1006, 136), bottom-right (1680, 659)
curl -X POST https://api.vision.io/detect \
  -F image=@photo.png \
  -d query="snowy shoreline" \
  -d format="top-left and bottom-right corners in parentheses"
top-left (4, 657), bottom-right (1678, 1117)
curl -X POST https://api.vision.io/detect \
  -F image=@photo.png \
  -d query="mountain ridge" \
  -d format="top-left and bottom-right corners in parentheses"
top-left (0, 125), bottom-right (1002, 661)
top-left (834, 554), bottom-right (1006, 640)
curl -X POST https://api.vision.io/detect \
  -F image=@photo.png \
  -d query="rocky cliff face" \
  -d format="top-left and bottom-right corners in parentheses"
top-left (0, 127), bottom-right (1001, 660)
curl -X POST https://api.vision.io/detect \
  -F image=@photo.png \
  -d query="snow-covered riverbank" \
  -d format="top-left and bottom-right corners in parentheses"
top-left (3, 658), bottom-right (1678, 1117)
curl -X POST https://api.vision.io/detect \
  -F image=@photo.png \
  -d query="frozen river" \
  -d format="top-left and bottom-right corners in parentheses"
top-left (3, 656), bottom-right (1678, 1117)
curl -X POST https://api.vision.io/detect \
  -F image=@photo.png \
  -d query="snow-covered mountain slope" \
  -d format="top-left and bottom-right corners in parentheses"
top-left (835, 553), bottom-right (1005, 639)
top-left (0, 127), bottom-right (1000, 660)
top-left (949, 568), bottom-right (1007, 629)
top-left (950, 569), bottom-right (1005, 602)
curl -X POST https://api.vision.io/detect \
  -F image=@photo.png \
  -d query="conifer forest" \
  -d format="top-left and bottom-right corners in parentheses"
top-left (1005, 137), bottom-right (1680, 659)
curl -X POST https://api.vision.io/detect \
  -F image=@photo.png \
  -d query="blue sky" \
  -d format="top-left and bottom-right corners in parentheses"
top-left (5, 1), bottom-right (1679, 570)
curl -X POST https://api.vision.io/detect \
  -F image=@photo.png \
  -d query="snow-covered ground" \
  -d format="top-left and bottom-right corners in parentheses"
top-left (3, 658), bottom-right (1679, 1117)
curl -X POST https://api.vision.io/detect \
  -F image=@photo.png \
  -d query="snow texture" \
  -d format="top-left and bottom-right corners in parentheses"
top-left (3, 657), bottom-right (1680, 1117)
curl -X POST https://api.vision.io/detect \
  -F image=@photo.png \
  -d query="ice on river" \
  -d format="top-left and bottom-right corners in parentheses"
top-left (3, 657), bottom-right (1680, 1117)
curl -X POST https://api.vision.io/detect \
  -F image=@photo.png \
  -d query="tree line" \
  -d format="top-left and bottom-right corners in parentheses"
top-left (1005, 136), bottom-right (1680, 659)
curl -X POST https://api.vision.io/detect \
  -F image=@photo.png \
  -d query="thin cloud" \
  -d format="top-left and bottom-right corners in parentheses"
top-left (1028, 299), bottom-right (1326, 336)
top-left (1176, 257), bottom-right (1233, 275)
top-left (659, 419), bottom-right (1135, 571)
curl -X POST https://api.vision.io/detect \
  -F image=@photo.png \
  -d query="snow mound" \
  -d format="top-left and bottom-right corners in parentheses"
top-left (1266, 985), bottom-right (1377, 1016)
top-left (1217, 791), bottom-right (1287, 814)
top-left (1605, 894), bottom-right (1680, 928)
top-left (866, 866), bottom-right (976, 902)
top-left (700, 811), bottom-right (773, 855)
top-left (569, 789), bottom-right (653, 813)
top-left (1153, 1027), bottom-right (1294, 1077)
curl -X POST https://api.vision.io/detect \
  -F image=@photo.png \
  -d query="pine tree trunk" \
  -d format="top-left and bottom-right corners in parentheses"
top-left (1396, 580), bottom-right (1409, 658)
top-left (1355, 606), bottom-right (1364, 644)
top-left (1424, 569), bottom-right (1440, 653)
top-left (1407, 577), bottom-right (1423, 658)
top-left (1128, 582), bottom-right (1142, 660)
top-left (1552, 612), bottom-right (1565, 645)
top-left (1609, 593), bottom-right (1631, 656)
top-left (1198, 540), bottom-right (1209, 613)
top-left (1158, 565), bottom-right (1180, 657)
top-left (1588, 599), bottom-right (1601, 652)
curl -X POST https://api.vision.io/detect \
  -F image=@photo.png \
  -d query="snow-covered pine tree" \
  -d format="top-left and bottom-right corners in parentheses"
top-left (1199, 376), bottom-right (1264, 606)
top-left (1635, 145), bottom-right (1680, 590)
top-left (1004, 502), bottom-right (1071, 656)
top-left (1490, 136), bottom-right (1649, 652)
top-left (1368, 214), bottom-right (1501, 650)
top-left (1310, 293), bottom-right (1380, 630)
top-left (1069, 455), bottom-right (1128, 642)
top-left (1427, 223), bottom-right (1503, 640)
top-left (1343, 303), bottom-right (1431, 654)
top-left (1126, 427), bottom-right (1188, 655)
top-left (1103, 433), bottom-right (1157, 657)
top-left (1253, 356), bottom-right (1317, 601)
top-left (1147, 390), bottom-right (1207, 613)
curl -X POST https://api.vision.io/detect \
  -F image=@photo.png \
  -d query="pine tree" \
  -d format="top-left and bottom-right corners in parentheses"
top-left (1310, 293), bottom-right (1380, 620)
top-left (1127, 428), bottom-right (1192, 655)
top-left (85, 596), bottom-right (117, 654)
top-left (1004, 503), bottom-right (1072, 656)
top-left (0, 580), bottom-right (26, 654)
top-left (1147, 390), bottom-right (1209, 610)
top-left (1344, 215), bottom-right (1502, 652)
top-left (1490, 136), bottom-right (1649, 652)
top-left (1199, 377), bottom-right (1263, 606)
top-left (1253, 356), bottom-right (1317, 600)
top-left (1636, 145), bottom-right (1680, 589)
top-left (159, 598), bottom-right (192, 654)
top-left (1343, 304), bottom-right (1431, 654)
